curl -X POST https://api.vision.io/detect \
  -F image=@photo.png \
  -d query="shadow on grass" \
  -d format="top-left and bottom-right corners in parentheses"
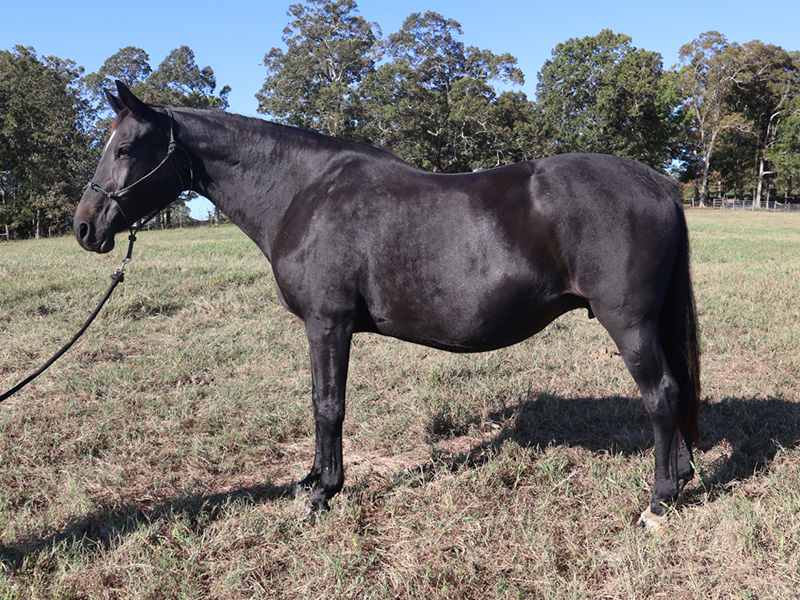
top-left (0, 481), bottom-right (293, 571)
top-left (2, 393), bottom-right (797, 569)
top-left (688, 395), bottom-right (800, 502)
top-left (424, 391), bottom-right (800, 504)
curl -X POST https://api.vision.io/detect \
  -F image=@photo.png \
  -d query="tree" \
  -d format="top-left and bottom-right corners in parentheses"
top-left (767, 93), bottom-right (800, 198)
top-left (0, 46), bottom-right (93, 239)
top-left (727, 41), bottom-right (800, 207)
top-left (535, 29), bottom-right (677, 171)
top-left (673, 32), bottom-right (746, 206)
top-left (84, 46), bottom-right (230, 115)
top-left (256, 0), bottom-right (380, 139)
top-left (360, 11), bottom-right (525, 172)
top-left (147, 46), bottom-right (231, 109)
top-left (82, 46), bottom-right (153, 107)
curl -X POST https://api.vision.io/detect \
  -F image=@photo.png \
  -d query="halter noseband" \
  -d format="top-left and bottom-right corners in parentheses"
top-left (88, 108), bottom-right (194, 232)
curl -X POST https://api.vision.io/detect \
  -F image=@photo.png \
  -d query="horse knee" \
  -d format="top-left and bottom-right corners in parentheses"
top-left (315, 400), bottom-right (344, 432)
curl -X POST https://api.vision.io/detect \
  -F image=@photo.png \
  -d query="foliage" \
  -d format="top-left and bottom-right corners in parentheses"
top-left (534, 30), bottom-right (678, 170)
top-left (147, 46), bottom-right (231, 109)
top-left (0, 46), bottom-right (93, 239)
top-left (768, 93), bottom-right (800, 197)
top-left (673, 32), bottom-right (800, 205)
top-left (84, 45), bottom-right (230, 119)
top-left (360, 11), bottom-right (528, 172)
top-left (727, 41), bottom-right (800, 206)
top-left (256, 0), bottom-right (380, 139)
top-left (673, 31), bottom-right (736, 203)
top-left (82, 46), bottom-right (153, 105)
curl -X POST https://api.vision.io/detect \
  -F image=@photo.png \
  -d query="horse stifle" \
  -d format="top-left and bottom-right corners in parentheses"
top-left (74, 82), bottom-right (700, 530)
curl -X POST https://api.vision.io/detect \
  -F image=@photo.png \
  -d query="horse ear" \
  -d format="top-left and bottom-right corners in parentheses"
top-left (115, 80), bottom-right (153, 118)
top-left (104, 88), bottom-right (125, 115)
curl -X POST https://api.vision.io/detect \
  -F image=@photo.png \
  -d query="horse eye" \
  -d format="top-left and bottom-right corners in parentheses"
top-left (116, 146), bottom-right (131, 159)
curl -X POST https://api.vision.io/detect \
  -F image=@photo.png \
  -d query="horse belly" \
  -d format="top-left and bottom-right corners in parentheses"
top-left (365, 274), bottom-right (578, 353)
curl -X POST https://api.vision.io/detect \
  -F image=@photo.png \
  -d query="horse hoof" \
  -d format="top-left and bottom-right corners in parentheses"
top-left (292, 481), bottom-right (331, 514)
top-left (639, 508), bottom-right (667, 533)
top-left (292, 482), bottom-right (311, 500)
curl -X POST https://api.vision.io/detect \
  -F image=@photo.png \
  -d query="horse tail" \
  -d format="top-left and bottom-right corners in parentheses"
top-left (660, 201), bottom-right (701, 443)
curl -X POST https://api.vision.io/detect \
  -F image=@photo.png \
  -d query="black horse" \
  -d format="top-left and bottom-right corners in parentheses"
top-left (74, 82), bottom-right (700, 529)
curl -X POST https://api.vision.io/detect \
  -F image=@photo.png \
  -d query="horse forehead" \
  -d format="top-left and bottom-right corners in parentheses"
top-left (102, 130), bottom-right (118, 154)
top-left (109, 107), bottom-right (131, 134)
top-left (103, 110), bottom-right (151, 151)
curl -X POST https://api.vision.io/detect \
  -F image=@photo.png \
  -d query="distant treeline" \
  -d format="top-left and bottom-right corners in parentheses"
top-left (2, 0), bottom-right (799, 239)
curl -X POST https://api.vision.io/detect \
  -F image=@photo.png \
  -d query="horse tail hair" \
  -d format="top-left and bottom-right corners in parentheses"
top-left (660, 201), bottom-right (701, 444)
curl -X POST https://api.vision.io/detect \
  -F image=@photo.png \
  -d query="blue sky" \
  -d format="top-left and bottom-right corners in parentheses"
top-left (3, 0), bottom-right (798, 217)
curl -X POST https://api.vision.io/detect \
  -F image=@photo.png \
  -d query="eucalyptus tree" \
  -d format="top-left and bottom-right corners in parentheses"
top-left (727, 41), bottom-right (799, 207)
top-left (147, 46), bottom-right (231, 109)
top-left (84, 45), bottom-right (230, 115)
top-left (82, 46), bottom-right (153, 107)
top-left (767, 93), bottom-right (800, 199)
top-left (672, 32), bottom-right (745, 206)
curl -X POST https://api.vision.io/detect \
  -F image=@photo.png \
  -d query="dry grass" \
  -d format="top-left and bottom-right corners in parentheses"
top-left (0, 210), bottom-right (799, 599)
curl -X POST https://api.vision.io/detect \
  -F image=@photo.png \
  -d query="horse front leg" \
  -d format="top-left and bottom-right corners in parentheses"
top-left (297, 318), bottom-right (353, 511)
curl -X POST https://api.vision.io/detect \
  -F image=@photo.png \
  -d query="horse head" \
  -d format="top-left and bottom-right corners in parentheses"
top-left (74, 81), bottom-right (191, 253)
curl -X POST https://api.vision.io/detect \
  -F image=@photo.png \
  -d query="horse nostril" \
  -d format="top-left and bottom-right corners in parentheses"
top-left (78, 222), bottom-right (90, 241)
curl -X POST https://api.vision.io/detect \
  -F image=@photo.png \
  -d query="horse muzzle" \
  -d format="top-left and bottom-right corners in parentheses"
top-left (74, 213), bottom-right (116, 253)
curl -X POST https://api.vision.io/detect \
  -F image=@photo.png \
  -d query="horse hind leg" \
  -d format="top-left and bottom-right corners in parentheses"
top-left (593, 308), bottom-right (693, 526)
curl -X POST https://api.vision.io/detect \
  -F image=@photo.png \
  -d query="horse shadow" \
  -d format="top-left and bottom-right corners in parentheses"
top-left (432, 391), bottom-right (800, 504)
top-left (0, 482), bottom-right (293, 571)
top-left (2, 392), bottom-right (797, 569)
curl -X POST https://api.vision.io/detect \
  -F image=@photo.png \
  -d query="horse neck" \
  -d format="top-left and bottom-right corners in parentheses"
top-left (176, 108), bottom-right (332, 257)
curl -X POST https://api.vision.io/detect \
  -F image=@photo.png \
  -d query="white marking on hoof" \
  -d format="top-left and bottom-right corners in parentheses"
top-left (639, 508), bottom-right (667, 533)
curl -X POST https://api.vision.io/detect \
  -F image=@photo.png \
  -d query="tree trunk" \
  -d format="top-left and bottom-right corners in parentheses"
top-left (700, 155), bottom-right (711, 208)
top-left (0, 189), bottom-right (7, 241)
top-left (754, 147), bottom-right (764, 210)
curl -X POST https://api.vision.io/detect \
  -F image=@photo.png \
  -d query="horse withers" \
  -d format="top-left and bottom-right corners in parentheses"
top-left (74, 81), bottom-right (700, 529)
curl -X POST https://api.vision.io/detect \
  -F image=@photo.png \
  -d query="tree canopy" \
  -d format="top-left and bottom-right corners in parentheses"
top-left (0, 46), bottom-right (93, 239)
top-left (535, 30), bottom-right (678, 170)
top-left (256, 0), bottom-right (379, 138)
top-left (360, 11), bottom-right (527, 172)
top-left (1, 1), bottom-right (799, 240)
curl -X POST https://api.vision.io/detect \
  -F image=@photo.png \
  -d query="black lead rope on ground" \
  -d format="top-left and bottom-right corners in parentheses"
top-left (0, 233), bottom-right (137, 404)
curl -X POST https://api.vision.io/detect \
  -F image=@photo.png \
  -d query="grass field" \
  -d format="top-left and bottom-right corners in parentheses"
top-left (1, 210), bottom-right (799, 599)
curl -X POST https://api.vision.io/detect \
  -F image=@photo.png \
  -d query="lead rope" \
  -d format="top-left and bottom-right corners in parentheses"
top-left (0, 233), bottom-right (138, 403)
top-left (0, 108), bottom-right (189, 404)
